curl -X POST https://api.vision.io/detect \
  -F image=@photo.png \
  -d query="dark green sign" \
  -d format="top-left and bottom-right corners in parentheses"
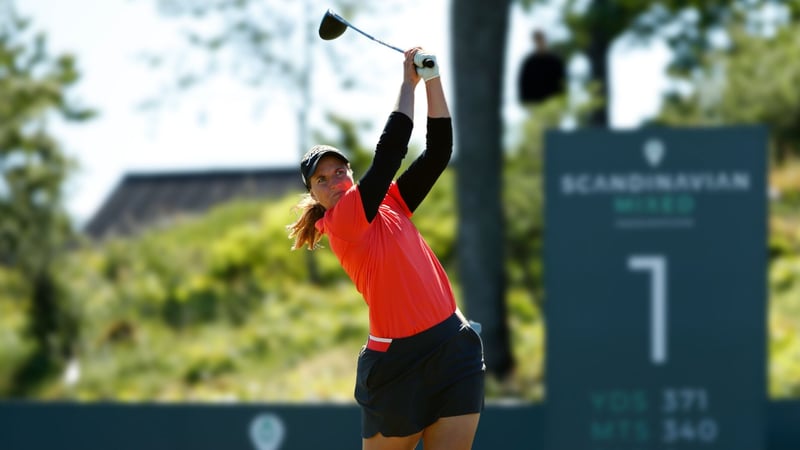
top-left (0, 402), bottom-right (546, 449)
top-left (543, 127), bottom-right (767, 450)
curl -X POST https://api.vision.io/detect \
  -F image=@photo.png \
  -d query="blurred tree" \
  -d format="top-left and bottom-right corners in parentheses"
top-left (549, 0), bottom-right (800, 126)
top-left (0, 11), bottom-right (93, 394)
top-left (658, 24), bottom-right (800, 162)
top-left (451, 0), bottom-right (515, 378)
top-left (144, 0), bottom-right (388, 155)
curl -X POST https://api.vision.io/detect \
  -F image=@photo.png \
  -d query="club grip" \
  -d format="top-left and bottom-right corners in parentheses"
top-left (414, 52), bottom-right (436, 69)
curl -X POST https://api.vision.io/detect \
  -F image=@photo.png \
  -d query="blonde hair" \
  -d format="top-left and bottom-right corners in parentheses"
top-left (287, 193), bottom-right (326, 250)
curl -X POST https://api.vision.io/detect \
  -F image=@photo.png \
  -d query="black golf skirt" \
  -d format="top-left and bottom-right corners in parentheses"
top-left (354, 313), bottom-right (486, 438)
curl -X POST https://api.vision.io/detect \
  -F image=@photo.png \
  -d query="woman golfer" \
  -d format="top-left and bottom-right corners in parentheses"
top-left (288, 47), bottom-right (485, 450)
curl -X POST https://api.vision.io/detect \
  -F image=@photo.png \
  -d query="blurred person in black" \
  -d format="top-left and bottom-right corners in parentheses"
top-left (518, 29), bottom-right (566, 105)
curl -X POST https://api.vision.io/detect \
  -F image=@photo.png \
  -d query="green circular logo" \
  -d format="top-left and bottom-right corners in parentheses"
top-left (249, 413), bottom-right (285, 450)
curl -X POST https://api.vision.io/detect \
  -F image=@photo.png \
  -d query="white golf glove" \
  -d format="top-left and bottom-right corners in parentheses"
top-left (414, 52), bottom-right (439, 82)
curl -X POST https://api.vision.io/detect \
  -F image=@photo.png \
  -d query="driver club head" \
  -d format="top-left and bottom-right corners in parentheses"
top-left (317, 8), bottom-right (418, 59)
top-left (318, 9), bottom-right (348, 40)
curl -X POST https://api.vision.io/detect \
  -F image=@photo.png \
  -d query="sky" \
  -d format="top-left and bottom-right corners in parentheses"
top-left (13, 0), bottom-right (670, 226)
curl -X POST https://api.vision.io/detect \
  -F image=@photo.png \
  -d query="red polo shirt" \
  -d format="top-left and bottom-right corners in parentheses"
top-left (315, 182), bottom-right (456, 338)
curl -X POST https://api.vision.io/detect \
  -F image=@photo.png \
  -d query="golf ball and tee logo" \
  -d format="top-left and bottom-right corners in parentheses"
top-left (544, 128), bottom-right (767, 450)
top-left (249, 413), bottom-right (285, 450)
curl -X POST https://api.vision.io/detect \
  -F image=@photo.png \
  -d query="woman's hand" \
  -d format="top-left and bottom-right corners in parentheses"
top-left (403, 47), bottom-right (423, 88)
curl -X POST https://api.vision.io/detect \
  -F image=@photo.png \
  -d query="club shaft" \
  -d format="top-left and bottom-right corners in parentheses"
top-left (334, 14), bottom-right (403, 54)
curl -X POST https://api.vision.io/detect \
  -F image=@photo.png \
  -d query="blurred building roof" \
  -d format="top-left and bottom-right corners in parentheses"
top-left (84, 167), bottom-right (301, 240)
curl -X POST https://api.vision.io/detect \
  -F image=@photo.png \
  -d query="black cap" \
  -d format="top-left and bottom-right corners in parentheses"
top-left (300, 145), bottom-right (350, 189)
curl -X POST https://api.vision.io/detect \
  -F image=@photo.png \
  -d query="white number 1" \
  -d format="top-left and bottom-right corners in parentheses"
top-left (627, 255), bottom-right (668, 365)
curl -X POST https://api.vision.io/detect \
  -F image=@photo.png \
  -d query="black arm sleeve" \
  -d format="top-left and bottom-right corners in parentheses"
top-left (358, 112), bottom-right (414, 222)
top-left (397, 117), bottom-right (453, 212)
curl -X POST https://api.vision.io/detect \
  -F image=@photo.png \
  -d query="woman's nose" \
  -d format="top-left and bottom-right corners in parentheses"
top-left (331, 177), bottom-right (346, 189)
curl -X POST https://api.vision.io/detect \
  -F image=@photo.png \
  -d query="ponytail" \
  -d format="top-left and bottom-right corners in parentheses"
top-left (287, 193), bottom-right (327, 250)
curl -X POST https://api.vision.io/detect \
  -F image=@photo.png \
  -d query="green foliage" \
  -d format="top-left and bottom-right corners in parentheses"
top-left (409, 169), bottom-right (458, 268)
top-left (0, 167), bottom-right (546, 401)
top-left (23, 195), bottom-right (372, 401)
top-left (0, 196), bottom-right (367, 401)
top-left (560, 0), bottom-right (797, 68)
top-left (771, 157), bottom-right (800, 207)
top-left (0, 17), bottom-right (88, 274)
top-left (0, 268), bottom-right (33, 393)
top-left (769, 191), bottom-right (800, 397)
top-left (503, 102), bottom-right (552, 306)
top-left (767, 160), bottom-right (800, 399)
top-left (503, 91), bottom-right (599, 305)
top-left (523, 1), bottom-right (800, 125)
top-left (659, 25), bottom-right (800, 160)
top-left (0, 12), bottom-right (95, 393)
top-left (496, 288), bottom-right (544, 401)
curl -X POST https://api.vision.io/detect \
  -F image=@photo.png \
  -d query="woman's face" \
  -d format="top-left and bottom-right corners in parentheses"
top-left (308, 155), bottom-right (354, 210)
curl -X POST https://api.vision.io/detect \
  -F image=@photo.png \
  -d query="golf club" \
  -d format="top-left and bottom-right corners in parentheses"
top-left (318, 9), bottom-right (435, 68)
